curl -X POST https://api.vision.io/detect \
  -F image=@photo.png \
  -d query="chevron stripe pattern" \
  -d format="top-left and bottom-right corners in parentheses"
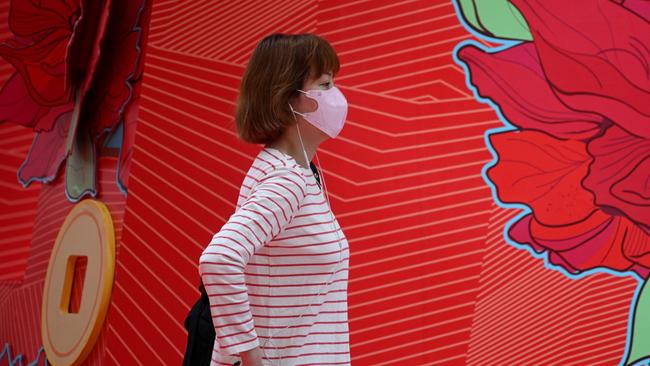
top-left (0, 0), bottom-right (636, 365)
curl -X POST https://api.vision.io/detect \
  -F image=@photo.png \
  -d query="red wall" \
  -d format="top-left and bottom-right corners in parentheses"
top-left (0, 1), bottom-right (637, 365)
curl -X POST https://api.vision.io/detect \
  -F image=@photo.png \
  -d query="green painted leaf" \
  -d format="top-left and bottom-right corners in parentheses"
top-left (626, 280), bottom-right (650, 365)
top-left (457, 0), bottom-right (532, 41)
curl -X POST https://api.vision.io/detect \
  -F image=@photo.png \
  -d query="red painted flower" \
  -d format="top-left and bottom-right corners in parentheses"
top-left (0, 0), bottom-right (150, 198)
top-left (458, 0), bottom-right (650, 278)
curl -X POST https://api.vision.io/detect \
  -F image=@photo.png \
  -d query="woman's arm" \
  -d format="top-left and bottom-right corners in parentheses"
top-left (198, 165), bottom-right (307, 358)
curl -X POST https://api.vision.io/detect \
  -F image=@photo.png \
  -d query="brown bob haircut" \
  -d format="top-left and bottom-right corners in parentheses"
top-left (235, 33), bottom-right (340, 144)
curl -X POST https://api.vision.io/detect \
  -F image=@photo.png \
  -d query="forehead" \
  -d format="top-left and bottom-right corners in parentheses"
top-left (310, 72), bottom-right (332, 81)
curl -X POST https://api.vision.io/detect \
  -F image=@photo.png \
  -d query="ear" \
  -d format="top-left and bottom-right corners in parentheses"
top-left (288, 93), bottom-right (301, 114)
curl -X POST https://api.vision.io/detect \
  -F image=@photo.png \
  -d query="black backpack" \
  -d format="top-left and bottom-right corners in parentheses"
top-left (182, 162), bottom-right (320, 365)
top-left (182, 280), bottom-right (216, 366)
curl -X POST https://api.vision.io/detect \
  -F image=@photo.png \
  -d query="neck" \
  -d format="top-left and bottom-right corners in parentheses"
top-left (266, 123), bottom-right (320, 169)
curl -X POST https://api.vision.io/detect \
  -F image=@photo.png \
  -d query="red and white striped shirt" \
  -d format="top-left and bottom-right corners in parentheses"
top-left (199, 147), bottom-right (350, 366)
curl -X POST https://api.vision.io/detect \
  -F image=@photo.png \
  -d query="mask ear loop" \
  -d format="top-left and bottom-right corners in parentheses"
top-left (290, 91), bottom-right (310, 119)
top-left (259, 104), bottom-right (346, 365)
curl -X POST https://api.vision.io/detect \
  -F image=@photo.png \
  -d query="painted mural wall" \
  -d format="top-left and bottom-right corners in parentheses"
top-left (0, 0), bottom-right (648, 365)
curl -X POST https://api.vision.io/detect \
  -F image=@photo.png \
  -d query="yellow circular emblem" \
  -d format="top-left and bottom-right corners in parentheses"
top-left (41, 199), bottom-right (115, 366)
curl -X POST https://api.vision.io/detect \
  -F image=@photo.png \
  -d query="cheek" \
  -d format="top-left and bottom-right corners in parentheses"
top-left (299, 95), bottom-right (318, 113)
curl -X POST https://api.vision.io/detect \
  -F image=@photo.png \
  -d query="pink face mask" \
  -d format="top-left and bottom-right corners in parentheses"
top-left (290, 86), bottom-right (348, 138)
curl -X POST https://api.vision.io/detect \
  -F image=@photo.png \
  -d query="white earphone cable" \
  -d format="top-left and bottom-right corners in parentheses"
top-left (258, 108), bottom-right (345, 365)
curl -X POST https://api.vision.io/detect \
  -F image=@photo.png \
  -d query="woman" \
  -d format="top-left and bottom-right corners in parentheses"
top-left (199, 34), bottom-right (350, 366)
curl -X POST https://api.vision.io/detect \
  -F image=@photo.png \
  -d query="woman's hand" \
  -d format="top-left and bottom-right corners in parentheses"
top-left (239, 347), bottom-right (263, 366)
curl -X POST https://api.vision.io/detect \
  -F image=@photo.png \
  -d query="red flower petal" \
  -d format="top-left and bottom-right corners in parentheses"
top-left (510, 0), bottom-right (650, 139)
top-left (487, 130), bottom-right (596, 227)
top-left (86, 0), bottom-right (149, 138)
top-left (0, 28), bottom-right (71, 106)
top-left (0, 72), bottom-right (73, 131)
top-left (458, 43), bottom-right (603, 140)
top-left (17, 111), bottom-right (72, 186)
top-left (7, 0), bottom-right (76, 38)
top-left (0, 0), bottom-right (111, 106)
top-left (510, 213), bottom-right (650, 278)
top-left (86, 0), bottom-right (151, 192)
top-left (66, 0), bottom-right (112, 98)
top-left (583, 125), bottom-right (650, 229)
top-left (1, 0), bottom-right (150, 193)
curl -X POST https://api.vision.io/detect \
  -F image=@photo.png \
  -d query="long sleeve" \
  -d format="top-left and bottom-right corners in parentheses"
top-left (198, 164), bottom-right (308, 356)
